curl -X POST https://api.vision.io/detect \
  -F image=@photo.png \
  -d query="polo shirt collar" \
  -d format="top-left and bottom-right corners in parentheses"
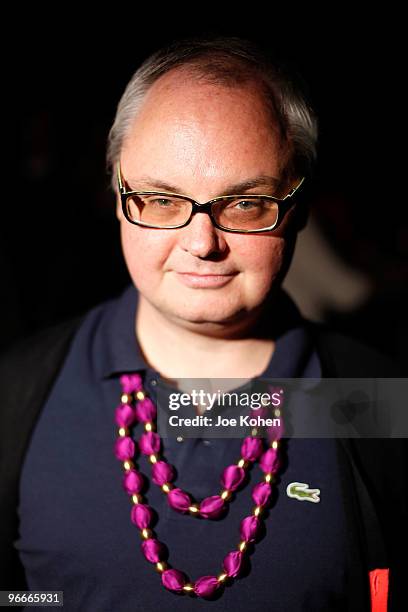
top-left (97, 283), bottom-right (145, 379)
top-left (97, 283), bottom-right (315, 380)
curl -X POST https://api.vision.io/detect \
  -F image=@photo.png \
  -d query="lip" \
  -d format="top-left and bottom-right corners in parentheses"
top-left (175, 272), bottom-right (238, 288)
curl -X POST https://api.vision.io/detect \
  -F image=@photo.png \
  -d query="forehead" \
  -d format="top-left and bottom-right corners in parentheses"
top-left (121, 68), bottom-right (290, 195)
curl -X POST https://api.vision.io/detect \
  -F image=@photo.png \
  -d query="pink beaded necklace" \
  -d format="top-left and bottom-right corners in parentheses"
top-left (114, 373), bottom-right (283, 599)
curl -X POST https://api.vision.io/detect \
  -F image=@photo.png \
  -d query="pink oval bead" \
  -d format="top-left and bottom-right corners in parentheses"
top-left (240, 515), bottom-right (260, 542)
top-left (259, 448), bottom-right (280, 474)
top-left (152, 461), bottom-right (175, 486)
top-left (267, 418), bottom-right (284, 442)
top-left (122, 469), bottom-right (144, 494)
top-left (194, 575), bottom-right (219, 598)
top-left (254, 405), bottom-right (268, 419)
top-left (131, 504), bottom-right (153, 529)
top-left (223, 551), bottom-right (243, 577)
top-left (135, 398), bottom-right (157, 423)
top-left (141, 538), bottom-right (164, 563)
top-left (114, 436), bottom-right (135, 461)
top-left (252, 482), bottom-right (272, 506)
top-left (240, 437), bottom-right (264, 462)
top-left (162, 569), bottom-right (185, 592)
top-left (120, 373), bottom-right (143, 393)
top-left (199, 495), bottom-right (225, 519)
top-left (115, 403), bottom-right (135, 427)
top-left (139, 431), bottom-right (161, 455)
top-left (167, 488), bottom-right (191, 513)
top-left (221, 465), bottom-right (245, 491)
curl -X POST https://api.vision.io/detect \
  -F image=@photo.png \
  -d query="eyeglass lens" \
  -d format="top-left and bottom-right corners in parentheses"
top-left (125, 194), bottom-right (279, 230)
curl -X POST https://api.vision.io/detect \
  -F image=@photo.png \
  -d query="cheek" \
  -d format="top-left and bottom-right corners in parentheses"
top-left (233, 235), bottom-right (290, 303)
top-left (234, 235), bottom-right (287, 277)
top-left (119, 222), bottom-right (172, 286)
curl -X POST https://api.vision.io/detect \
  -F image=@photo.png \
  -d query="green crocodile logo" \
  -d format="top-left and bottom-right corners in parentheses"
top-left (286, 482), bottom-right (320, 503)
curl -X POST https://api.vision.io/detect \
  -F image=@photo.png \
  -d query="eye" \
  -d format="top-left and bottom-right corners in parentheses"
top-left (150, 198), bottom-right (174, 207)
top-left (234, 200), bottom-right (260, 210)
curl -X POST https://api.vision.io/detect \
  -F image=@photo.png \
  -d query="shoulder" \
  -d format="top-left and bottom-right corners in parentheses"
top-left (0, 314), bottom-right (86, 383)
top-left (0, 314), bottom-right (87, 457)
top-left (305, 322), bottom-right (405, 494)
top-left (0, 283), bottom-right (126, 377)
top-left (0, 283), bottom-right (128, 440)
top-left (305, 321), bottom-right (401, 377)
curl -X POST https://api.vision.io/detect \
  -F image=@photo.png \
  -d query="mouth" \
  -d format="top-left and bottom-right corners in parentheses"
top-left (174, 271), bottom-right (238, 288)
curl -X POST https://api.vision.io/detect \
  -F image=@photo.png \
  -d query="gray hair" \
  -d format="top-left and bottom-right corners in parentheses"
top-left (106, 36), bottom-right (318, 190)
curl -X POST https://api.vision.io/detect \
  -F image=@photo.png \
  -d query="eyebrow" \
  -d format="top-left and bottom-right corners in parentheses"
top-left (125, 174), bottom-right (281, 195)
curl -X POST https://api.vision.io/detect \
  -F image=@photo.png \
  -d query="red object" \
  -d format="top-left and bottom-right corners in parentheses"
top-left (369, 569), bottom-right (389, 612)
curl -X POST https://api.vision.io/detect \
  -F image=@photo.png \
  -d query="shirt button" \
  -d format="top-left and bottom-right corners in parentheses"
top-left (176, 436), bottom-right (184, 443)
top-left (150, 379), bottom-right (157, 386)
top-left (202, 440), bottom-right (211, 446)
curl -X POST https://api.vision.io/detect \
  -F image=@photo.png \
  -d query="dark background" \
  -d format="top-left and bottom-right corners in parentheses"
top-left (2, 15), bottom-right (406, 369)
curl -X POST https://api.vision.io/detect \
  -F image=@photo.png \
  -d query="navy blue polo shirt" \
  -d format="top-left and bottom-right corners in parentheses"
top-left (16, 284), bottom-right (367, 611)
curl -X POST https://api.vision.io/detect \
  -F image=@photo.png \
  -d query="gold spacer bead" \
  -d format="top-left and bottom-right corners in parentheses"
top-left (132, 494), bottom-right (141, 504)
top-left (217, 573), bottom-right (228, 583)
top-left (188, 504), bottom-right (200, 514)
top-left (141, 528), bottom-right (152, 539)
top-left (162, 483), bottom-right (172, 494)
top-left (121, 393), bottom-right (133, 404)
top-left (136, 391), bottom-right (145, 401)
top-left (149, 454), bottom-right (158, 464)
top-left (220, 489), bottom-right (231, 501)
top-left (156, 561), bottom-right (167, 573)
top-left (237, 458), bottom-right (246, 469)
top-left (123, 460), bottom-right (134, 471)
top-left (145, 422), bottom-right (154, 432)
top-left (118, 427), bottom-right (128, 437)
top-left (271, 440), bottom-right (279, 450)
top-left (238, 540), bottom-right (248, 553)
top-left (264, 473), bottom-right (272, 483)
top-left (253, 506), bottom-right (263, 517)
top-left (274, 409), bottom-right (281, 418)
top-left (183, 584), bottom-right (194, 592)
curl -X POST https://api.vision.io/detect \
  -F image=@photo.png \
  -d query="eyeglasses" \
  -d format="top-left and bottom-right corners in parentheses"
top-left (117, 163), bottom-right (305, 233)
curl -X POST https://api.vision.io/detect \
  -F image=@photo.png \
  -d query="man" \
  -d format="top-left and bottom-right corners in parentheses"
top-left (0, 37), bottom-right (405, 611)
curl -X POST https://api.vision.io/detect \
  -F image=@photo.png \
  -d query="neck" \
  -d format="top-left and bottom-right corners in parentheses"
top-left (135, 296), bottom-right (277, 381)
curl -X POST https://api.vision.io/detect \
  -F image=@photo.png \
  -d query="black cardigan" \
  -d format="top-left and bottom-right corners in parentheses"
top-left (0, 315), bottom-right (406, 610)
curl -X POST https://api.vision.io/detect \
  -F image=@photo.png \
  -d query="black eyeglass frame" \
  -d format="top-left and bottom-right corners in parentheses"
top-left (117, 162), bottom-right (305, 234)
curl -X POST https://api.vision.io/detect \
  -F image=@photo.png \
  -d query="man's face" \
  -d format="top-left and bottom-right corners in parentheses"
top-left (117, 69), bottom-right (298, 333)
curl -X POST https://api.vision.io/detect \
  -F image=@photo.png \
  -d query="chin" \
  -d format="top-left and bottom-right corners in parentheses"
top-left (169, 307), bottom-right (239, 326)
top-left (159, 297), bottom-right (258, 331)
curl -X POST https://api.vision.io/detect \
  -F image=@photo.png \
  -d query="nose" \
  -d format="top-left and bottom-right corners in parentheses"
top-left (178, 211), bottom-right (228, 258)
